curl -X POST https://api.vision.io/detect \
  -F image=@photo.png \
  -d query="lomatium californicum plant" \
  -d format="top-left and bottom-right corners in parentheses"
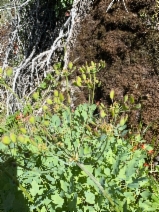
top-left (0, 62), bottom-right (159, 211)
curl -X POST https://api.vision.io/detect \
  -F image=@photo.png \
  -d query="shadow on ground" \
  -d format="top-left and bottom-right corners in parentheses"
top-left (0, 157), bottom-right (29, 212)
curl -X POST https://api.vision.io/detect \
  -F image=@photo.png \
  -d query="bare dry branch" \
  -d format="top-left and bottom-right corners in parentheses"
top-left (0, 0), bottom-right (93, 114)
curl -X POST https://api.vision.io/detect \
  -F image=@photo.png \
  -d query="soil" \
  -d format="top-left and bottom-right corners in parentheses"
top-left (69, 0), bottom-right (159, 149)
top-left (0, 23), bottom-right (11, 66)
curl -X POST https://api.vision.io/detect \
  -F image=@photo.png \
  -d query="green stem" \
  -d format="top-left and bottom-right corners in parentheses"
top-left (76, 162), bottom-right (120, 212)
top-left (66, 75), bottom-right (69, 98)
top-left (94, 137), bottom-right (109, 163)
top-left (0, 80), bottom-right (23, 105)
top-left (88, 88), bottom-right (91, 104)
top-left (89, 73), bottom-right (92, 104)
top-left (1, 166), bottom-right (41, 212)
top-left (0, 126), bottom-right (10, 133)
top-left (92, 73), bottom-right (96, 104)
top-left (65, 74), bottom-right (72, 123)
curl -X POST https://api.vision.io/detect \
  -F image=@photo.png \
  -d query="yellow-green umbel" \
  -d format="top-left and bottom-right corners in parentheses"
top-left (76, 76), bottom-right (82, 87)
top-left (54, 90), bottom-right (59, 97)
top-left (82, 74), bottom-right (86, 81)
top-left (68, 61), bottom-right (73, 69)
top-left (29, 116), bottom-right (36, 124)
top-left (2, 135), bottom-right (11, 145)
top-left (59, 93), bottom-right (64, 102)
top-left (110, 89), bottom-right (115, 101)
top-left (0, 67), bottom-right (3, 75)
top-left (42, 105), bottom-right (48, 111)
top-left (46, 98), bottom-right (53, 105)
top-left (120, 117), bottom-right (126, 127)
top-left (6, 67), bottom-right (13, 77)
top-left (32, 92), bottom-right (39, 100)
top-left (10, 133), bottom-right (17, 143)
top-left (17, 135), bottom-right (26, 143)
top-left (43, 120), bottom-right (50, 127)
top-left (20, 127), bottom-right (27, 134)
top-left (100, 109), bottom-right (106, 118)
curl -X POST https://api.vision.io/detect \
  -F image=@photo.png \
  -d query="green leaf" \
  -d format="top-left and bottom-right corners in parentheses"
top-left (87, 177), bottom-right (96, 188)
top-left (106, 150), bottom-right (115, 164)
top-left (82, 165), bottom-right (93, 175)
top-left (0, 141), bottom-right (8, 151)
top-left (95, 167), bottom-right (102, 178)
top-left (117, 138), bottom-right (123, 145)
top-left (81, 110), bottom-right (88, 121)
top-left (41, 206), bottom-right (47, 212)
top-left (112, 155), bottom-right (120, 175)
top-left (133, 177), bottom-right (148, 187)
top-left (45, 175), bottom-right (55, 184)
top-left (98, 133), bottom-right (107, 142)
top-left (120, 153), bottom-right (129, 161)
top-left (141, 191), bottom-right (151, 199)
top-left (117, 165), bottom-right (126, 180)
top-left (124, 192), bottom-right (135, 204)
top-left (125, 157), bottom-right (137, 179)
top-left (84, 206), bottom-right (95, 211)
top-left (118, 125), bottom-right (127, 131)
top-left (50, 114), bottom-right (61, 128)
top-left (51, 191), bottom-right (64, 207)
top-left (84, 191), bottom-right (95, 204)
top-left (67, 193), bottom-right (77, 210)
top-left (152, 194), bottom-right (159, 203)
top-left (43, 197), bottom-right (51, 206)
top-left (139, 200), bottom-right (157, 211)
top-left (3, 192), bottom-right (15, 211)
top-left (127, 182), bottom-right (139, 189)
top-left (79, 146), bottom-right (84, 157)
top-left (62, 109), bottom-right (71, 124)
top-left (74, 108), bottom-right (80, 117)
top-left (104, 167), bottom-right (110, 176)
top-left (30, 180), bottom-right (41, 196)
top-left (40, 82), bottom-right (47, 89)
top-left (84, 145), bottom-right (91, 155)
top-left (60, 180), bottom-right (68, 192)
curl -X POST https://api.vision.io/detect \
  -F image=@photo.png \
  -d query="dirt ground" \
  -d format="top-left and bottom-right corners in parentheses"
top-left (70, 0), bottom-right (159, 148)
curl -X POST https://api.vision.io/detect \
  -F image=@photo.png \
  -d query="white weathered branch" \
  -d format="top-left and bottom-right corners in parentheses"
top-left (106, 0), bottom-right (128, 13)
top-left (0, 0), bottom-right (93, 114)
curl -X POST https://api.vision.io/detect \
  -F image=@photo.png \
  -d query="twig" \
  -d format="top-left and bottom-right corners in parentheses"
top-left (106, 0), bottom-right (128, 13)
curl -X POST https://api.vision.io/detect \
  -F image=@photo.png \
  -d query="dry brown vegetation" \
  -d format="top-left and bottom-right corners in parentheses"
top-left (70, 0), bottom-right (159, 148)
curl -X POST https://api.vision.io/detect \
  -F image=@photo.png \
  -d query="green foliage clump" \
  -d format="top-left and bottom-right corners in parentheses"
top-left (0, 62), bottom-right (159, 211)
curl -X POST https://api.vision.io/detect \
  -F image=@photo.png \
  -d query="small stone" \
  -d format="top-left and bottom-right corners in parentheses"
top-left (153, 161), bottom-right (158, 166)
top-left (155, 155), bottom-right (159, 162)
